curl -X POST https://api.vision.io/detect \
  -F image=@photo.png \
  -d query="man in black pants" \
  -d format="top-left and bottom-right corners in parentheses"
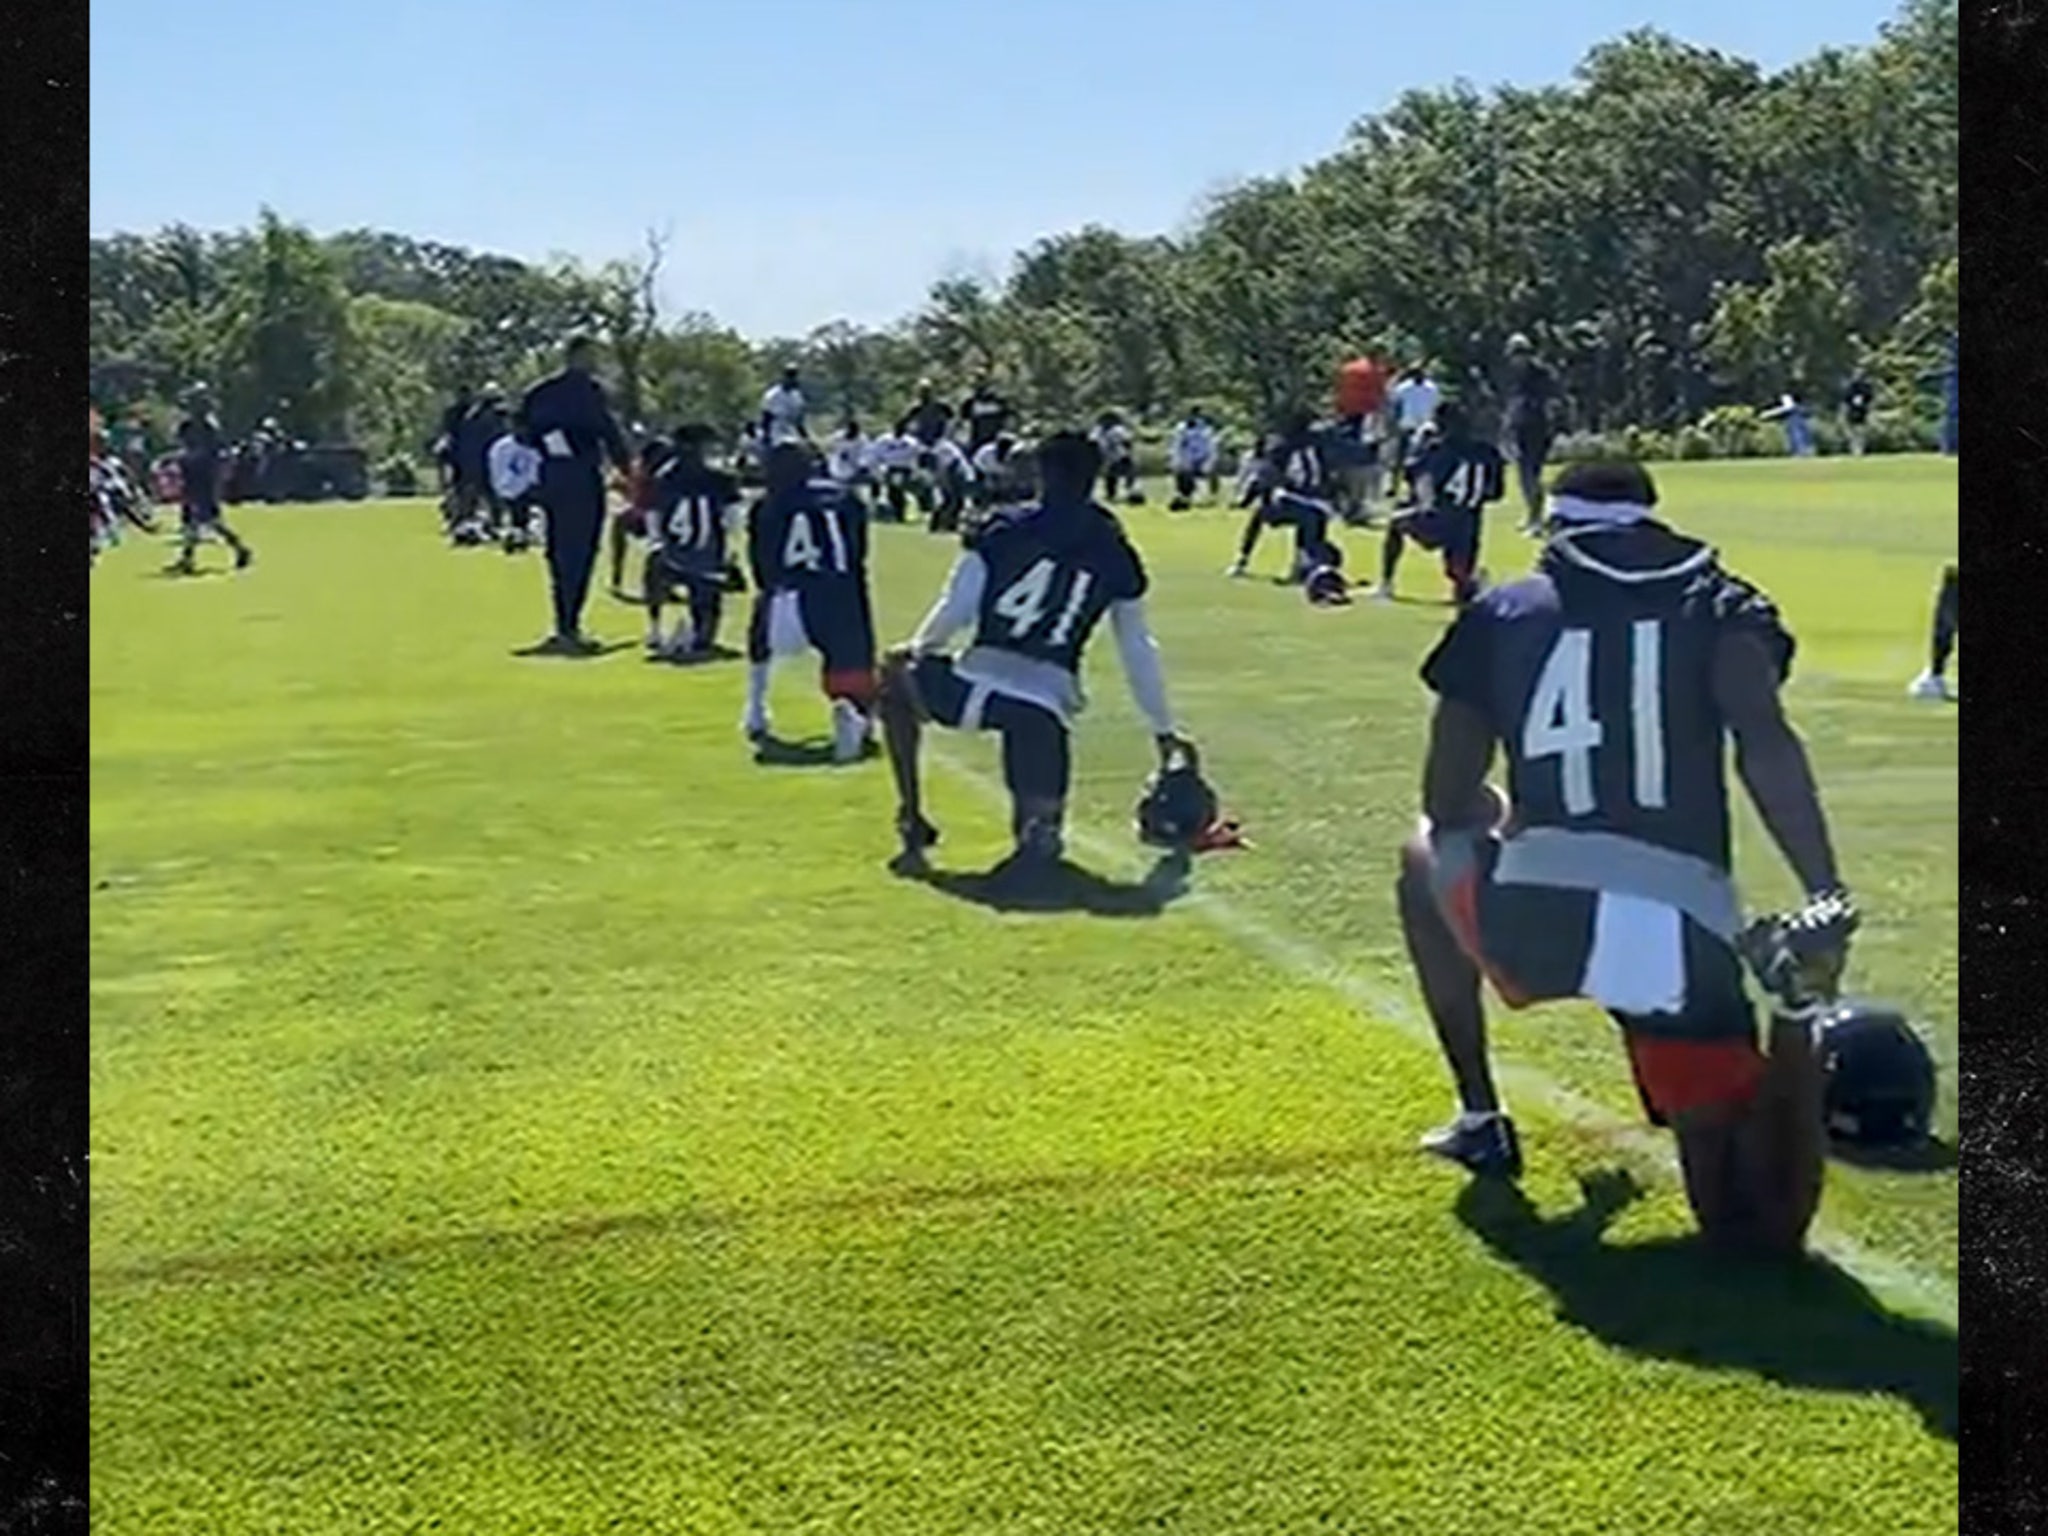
top-left (1909, 564), bottom-right (1958, 700)
top-left (517, 335), bottom-right (632, 653)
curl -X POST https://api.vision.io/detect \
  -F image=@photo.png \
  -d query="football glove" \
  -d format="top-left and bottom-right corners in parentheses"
top-left (1737, 888), bottom-right (1860, 1020)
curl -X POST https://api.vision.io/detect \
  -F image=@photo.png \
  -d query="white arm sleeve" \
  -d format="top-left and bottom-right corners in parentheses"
top-left (908, 553), bottom-right (988, 652)
top-left (1109, 598), bottom-right (1175, 738)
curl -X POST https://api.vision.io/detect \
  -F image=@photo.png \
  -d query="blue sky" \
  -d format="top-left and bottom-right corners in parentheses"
top-left (92, 0), bottom-right (1899, 339)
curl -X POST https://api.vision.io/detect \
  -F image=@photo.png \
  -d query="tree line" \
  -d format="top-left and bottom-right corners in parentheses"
top-left (89, 0), bottom-right (1954, 469)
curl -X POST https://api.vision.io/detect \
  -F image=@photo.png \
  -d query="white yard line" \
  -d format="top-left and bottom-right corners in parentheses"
top-left (929, 747), bottom-right (1960, 1328)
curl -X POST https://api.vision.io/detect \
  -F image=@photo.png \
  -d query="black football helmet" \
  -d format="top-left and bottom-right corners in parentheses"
top-left (1136, 745), bottom-right (1219, 850)
top-left (1305, 563), bottom-right (1351, 606)
top-left (1815, 1001), bottom-right (1937, 1146)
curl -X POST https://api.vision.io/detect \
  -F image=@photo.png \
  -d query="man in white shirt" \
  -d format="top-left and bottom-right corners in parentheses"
top-left (1168, 409), bottom-right (1218, 510)
top-left (1093, 411), bottom-right (1143, 505)
top-left (928, 435), bottom-right (974, 533)
top-left (487, 429), bottom-right (544, 551)
top-left (1391, 362), bottom-right (1442, 496)
top-left (759, 364), bottom-right (810, 446)
top-left (866, 431), bottom-right (919, 522)
top-left (826, 417), bottom-right (870, 486)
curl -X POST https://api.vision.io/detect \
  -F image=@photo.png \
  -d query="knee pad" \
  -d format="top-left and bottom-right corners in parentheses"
top-left (823, 667), bottom-right (877, 707)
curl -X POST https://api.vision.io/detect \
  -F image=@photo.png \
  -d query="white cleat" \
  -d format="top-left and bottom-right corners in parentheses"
top-left (1224, 560), bottom-right (1249, 578)
top-left (831, 702), bottom-right (870, 764)
top-left (1367, 582), bottom-right (1394, 603)
top-left (1907, 672), bottom-right (1952, 701)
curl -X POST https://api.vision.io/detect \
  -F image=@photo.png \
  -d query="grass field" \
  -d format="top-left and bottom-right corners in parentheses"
top-left (91, 456), bottom-right (1957, 1534)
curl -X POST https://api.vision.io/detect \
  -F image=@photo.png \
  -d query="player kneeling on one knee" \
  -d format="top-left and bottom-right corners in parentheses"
top-left (1397, 459), bottom-right (1857, 1259)
top-left (742, 443), bottom-right (881, 763)
top-left (878, 429), bottom-right (1188, 874)
top-left (641, 424), bottom-right (745, 658)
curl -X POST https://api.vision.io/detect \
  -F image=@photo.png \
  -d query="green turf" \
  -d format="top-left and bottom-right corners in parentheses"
top-left (91, 457), bottom-right (1957, 1533)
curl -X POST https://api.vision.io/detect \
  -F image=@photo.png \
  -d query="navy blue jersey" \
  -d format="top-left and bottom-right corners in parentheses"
top-left (965, 499), bottom-right (1147, 675)
top-left (1503, 361), bottom-right (1558, 445)
top-left (176, 413), bottom-right (223, 471)
top-left (960, 392), bottom-right (1011, 450)
top-left (1416, 438), bottom-right (1506, 512)
top-left (750, 477), bottom-right (870, 592)
top-left (1421, 524), bottom-right (1794, 871)
top-left (517, 369), bottom-right (629, 475)
top-left (651, 464), bottom-right (741, 576)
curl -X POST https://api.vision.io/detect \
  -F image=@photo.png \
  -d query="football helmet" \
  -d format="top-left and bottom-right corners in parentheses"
top-left (1304, 563), bottom-right (1352, 605)
top-left (1136, 744), bottom-right (1220, 850)
top-left (1815, 1001), bottom-right (1937, 1147)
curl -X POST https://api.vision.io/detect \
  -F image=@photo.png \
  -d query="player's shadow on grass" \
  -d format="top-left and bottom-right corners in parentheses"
top-left (647, 644), bottom-right (741, 668)
top-left (1456, 1174), bottom-right (1958, 1442)
top-left (912, 850), bottom-right (1193, 919)
top-left (751, 733), bottom-right (879, 769)
top-left (1829, 1135), bottom-right (1958, 1174)
top-left (508, 639), bottom-right (639, 660)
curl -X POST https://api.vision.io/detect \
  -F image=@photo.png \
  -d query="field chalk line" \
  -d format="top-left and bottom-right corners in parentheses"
top-left (928, 747), bottom-right (1959, 1329)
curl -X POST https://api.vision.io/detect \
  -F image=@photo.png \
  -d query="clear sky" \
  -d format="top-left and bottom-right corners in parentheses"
top-left (91, 0), bottom-right (1899, 340)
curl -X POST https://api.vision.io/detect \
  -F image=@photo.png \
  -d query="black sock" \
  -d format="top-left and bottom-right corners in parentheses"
top-left (1932, 618), bottom-right (1955, 677)
top-left (1381, 526), bottom-right (1404, 586)
top-left (1237, 511), bottom-right (1264, 563)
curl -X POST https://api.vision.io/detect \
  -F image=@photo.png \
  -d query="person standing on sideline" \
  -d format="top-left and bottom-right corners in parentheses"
top-left (1391, 361), bottom-right (1443, 498)
top-left (760, 363), bottom-right (811, 446)
top-left (516, 334), bottom-right (632, 654)
top-left (1841, 371), bottom-right (1876, 458)
top-left (1500, 334), bottom-right (1559, 532)
top-left (170, 384), bottom-right (254, 575)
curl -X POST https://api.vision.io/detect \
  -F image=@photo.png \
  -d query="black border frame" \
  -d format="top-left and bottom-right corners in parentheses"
top-left (26, 2), bottom-right (2047, 1532)
top-left (1958, 4), bottom-right (2047, 1532)
top-left (2, 1), bottom-right (89, 1530)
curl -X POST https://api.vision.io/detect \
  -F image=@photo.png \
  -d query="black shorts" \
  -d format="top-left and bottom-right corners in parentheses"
top-left (911, 654), bottom-right (1071, 803)
top-left (749, 584), bottom-right (876, 679)
top-left (1397, 506), bottom-right (1479, 565)
top-left (643, 550), bottom-right (722, 604)
top-left (1432, 834), bottom-right (1758, 1124)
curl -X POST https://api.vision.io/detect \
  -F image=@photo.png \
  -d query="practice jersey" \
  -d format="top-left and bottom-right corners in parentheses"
top-left (1170, 419), bottom-right (1217, 470)
top-left (1094, 423), bottom-right (1135, 461)
top-left (826, 432), bottom-right (869, 482)
top-left (1414, 437), bottom-right (1506, 512)
top-left (930, 438), bottom-right (973, 484)
top-left (960, 392), bottom-right (1010, 450)
top-left (963, 500), bottom-right (1147, 678)
top-left (649, 463), bottom-right (743, 575)
top-left (760, 383), bottom-right (808, 444)
top-left (176, 412), bottom-right (224, 470)
top-left (749, 477), bottom-right (870, 593)
top-left (488, 434), bottom-right (542, 499)
top-left (867, 434), bottom-right (919, 473)
top-left (1421, 524), bottom-right (1795, 875)
top-left (1393, 377), bottom-right (1442, 432)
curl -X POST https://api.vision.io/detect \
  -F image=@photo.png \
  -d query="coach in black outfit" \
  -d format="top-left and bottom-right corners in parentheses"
top-left (517, 335), bottom-right (631, 653)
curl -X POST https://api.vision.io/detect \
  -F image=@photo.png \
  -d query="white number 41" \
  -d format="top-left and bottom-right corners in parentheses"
top-left (1521, 622), bottom-right (1667, 816)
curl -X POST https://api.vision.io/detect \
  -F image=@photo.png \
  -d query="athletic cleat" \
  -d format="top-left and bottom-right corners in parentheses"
top-left (1367, 582), bottom-right (1394, 603)
top-left (1419, 1113), bottom-right (1523, 1179)
top-left (1225, 560), bottom-right (1249, 578)
top-left (742, 713), bottom-right (771, 743)
top-left (890, 812), bottom-right (942, 874)
top-left (234, 546), bottom-right (254, 570)
top-left (831, 703), bottom-right (870, 764)
top-left (1907, 672), bottom-right (1951, 700)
